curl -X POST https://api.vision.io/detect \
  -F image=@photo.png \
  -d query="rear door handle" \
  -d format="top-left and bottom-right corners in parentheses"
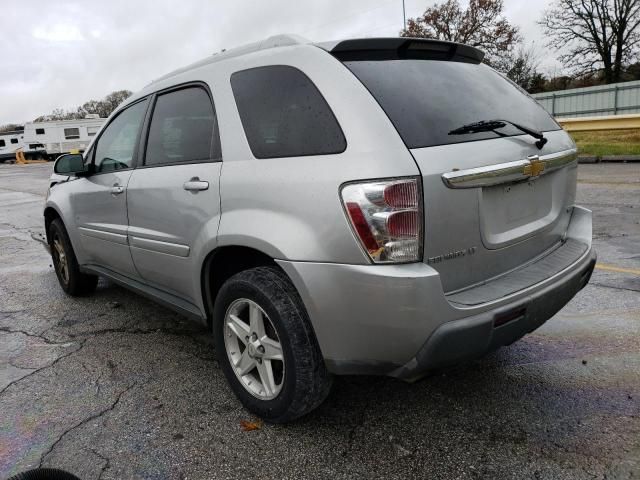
top-left (111, 185), bottom-right (124, 195)
top-left (183, 177), bottom-right (209, 192)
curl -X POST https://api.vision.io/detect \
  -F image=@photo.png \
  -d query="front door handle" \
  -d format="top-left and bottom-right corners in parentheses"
top-left (183, 177), bottom-right (209, 192)
top-left (111, 185), bottom-right (124, 195)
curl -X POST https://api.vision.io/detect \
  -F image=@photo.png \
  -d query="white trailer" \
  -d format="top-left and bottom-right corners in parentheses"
top-left (22, 116), bottom-right (106, 160)
top-left (0, 130), bottom-right (24, 163)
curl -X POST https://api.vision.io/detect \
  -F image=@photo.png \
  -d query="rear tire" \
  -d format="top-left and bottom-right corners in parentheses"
top-left (48, 219), bottom-right (98, 296)
top-left (213, 266), bottom-right (332, 423)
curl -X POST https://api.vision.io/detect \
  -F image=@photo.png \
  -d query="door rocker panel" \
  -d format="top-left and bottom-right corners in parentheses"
top-left (81, 264), bottom-right (205, 322)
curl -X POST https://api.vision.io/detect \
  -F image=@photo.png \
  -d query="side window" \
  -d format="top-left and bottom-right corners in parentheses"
top-left (64, 128), bottom-right (80, 140)
top-left (0, 140), bottom-right (5, 147)
top-left (36, 128), bottom-right (45, 135)
top-left (231, 65), bottom-right (346, 159)
top-left (87, 126), bottom-right (99, 136)
top-left (94, 99), bottom-right (148, 173)
top-left (145, 87), bottom-right (218, 166)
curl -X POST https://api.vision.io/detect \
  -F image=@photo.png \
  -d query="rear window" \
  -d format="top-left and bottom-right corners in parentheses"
top-left (343, 60), bottom-right (560, 149)
top-left (231, 65), bottom-right (346, 159)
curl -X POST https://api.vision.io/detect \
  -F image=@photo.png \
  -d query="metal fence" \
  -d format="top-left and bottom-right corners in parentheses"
top-left (532, 80), bottom-right (640, 118)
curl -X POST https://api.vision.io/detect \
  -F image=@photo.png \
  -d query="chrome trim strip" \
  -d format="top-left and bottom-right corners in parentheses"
top-left (129, 236), bottom-right (190, 257)
top-left (78, 227), bottom-right (128, 245)
top-left (542, 149), bottom-right (579, 173)
top-left (441, 149), bottom-right (578, 189)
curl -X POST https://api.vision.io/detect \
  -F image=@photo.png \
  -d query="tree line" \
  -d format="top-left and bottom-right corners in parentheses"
top-left (401, 0), bottom-right (640, 93)
top-left (34, 90), bottom-right (132, 122)
top-left (0, 90), bottom-right (132, 133)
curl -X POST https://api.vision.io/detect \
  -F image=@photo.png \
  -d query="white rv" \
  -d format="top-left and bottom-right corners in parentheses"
top-left (0, 130), bottom-right (24, 163)
top-left (22, 116), bottom-right (106, 160)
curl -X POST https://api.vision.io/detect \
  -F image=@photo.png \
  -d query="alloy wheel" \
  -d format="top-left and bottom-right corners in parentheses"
top-left (223, 298), bottom-right (285, 400)
top-left (52, 235), bottom-right (69, 286)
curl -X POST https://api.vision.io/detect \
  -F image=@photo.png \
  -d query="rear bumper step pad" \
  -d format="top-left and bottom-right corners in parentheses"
top-left (446, 239), bottom-right (588, 306)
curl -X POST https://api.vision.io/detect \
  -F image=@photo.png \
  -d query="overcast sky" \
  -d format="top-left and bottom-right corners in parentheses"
top-left (1, 0), bottom-right (558, 125)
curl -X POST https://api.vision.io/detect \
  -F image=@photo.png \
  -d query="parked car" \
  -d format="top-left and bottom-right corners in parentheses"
top-left (44, 35), bottom-right (596, 423)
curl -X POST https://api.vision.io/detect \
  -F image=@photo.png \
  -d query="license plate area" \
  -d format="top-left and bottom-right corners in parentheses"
top-left (479, 174), bottom-right (556, 249)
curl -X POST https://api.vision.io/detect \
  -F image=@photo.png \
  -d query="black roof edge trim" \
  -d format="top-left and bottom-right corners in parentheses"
top-left (327, 37), bottom-right (484, 64)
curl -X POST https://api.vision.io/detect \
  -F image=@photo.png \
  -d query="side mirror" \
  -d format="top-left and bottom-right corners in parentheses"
top-left (53, 154), bottom-right (88, 176)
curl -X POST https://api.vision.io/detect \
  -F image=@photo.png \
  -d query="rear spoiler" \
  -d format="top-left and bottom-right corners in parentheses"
top-left (316, 38), bottom-right (485, 64)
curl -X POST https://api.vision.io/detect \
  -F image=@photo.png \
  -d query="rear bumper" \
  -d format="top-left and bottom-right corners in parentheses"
top-left (391, 248), bottom-right (595, 380)
top-left (277, 206), bottom-right (594, 378)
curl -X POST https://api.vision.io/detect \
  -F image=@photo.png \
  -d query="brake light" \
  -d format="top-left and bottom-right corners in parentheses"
top-left (341, 178), bottom-right (423, 263)
top-left (383, 181), bottom-right (418, 208)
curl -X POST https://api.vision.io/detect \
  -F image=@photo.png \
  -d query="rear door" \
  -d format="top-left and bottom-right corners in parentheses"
top-left (126, 85), bottom-right (222, 301)
top-left (341, 53), bottom-right (578, 293)
top-left (72, 98), bottom-right (149, 277)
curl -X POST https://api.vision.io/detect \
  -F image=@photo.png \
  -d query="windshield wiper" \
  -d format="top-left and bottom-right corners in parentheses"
top-left (449, 119), bottom-right (548, 149)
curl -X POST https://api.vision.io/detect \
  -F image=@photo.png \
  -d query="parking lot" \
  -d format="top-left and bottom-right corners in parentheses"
top-left (0, 162), bottom-right (638, 479)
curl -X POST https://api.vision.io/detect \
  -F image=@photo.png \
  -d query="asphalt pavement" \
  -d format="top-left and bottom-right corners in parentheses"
top-left (0, 162), bottom-right (639, 480)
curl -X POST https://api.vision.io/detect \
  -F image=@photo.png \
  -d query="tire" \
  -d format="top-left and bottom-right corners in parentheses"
top-left (48, 218), bottom-right (98, 296)
top-left (213, 266), bottom-right (332, 423)
top-left (7, 468), bottom-right (81, 480)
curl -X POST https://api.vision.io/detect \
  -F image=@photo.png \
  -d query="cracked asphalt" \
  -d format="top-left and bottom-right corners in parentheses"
top-left (1, 162), bottom-right (639, 480)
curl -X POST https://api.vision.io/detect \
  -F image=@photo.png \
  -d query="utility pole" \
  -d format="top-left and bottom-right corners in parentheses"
top-left (402, 0), bottom-right (407, 31)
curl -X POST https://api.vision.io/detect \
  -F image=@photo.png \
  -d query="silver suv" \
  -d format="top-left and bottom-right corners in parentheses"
top-left (45, 36), bottom-right (596, 422)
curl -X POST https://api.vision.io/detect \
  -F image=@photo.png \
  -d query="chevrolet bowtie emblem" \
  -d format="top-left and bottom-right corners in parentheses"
top-left (524, 157), bottom-right (545, 177)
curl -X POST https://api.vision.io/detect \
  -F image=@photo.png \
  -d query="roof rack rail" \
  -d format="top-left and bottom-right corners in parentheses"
top-left (151, 34), bottom-right (310, 85)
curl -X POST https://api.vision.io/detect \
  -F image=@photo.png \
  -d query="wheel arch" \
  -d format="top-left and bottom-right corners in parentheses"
top-left (44, 205), bottom-right (63, 244)
top-left (201, 245), bottom-right (283, 327)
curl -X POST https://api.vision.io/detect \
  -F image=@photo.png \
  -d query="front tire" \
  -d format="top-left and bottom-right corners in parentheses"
top-left (213, 267), bottom-right (332, 423)
top-left (48, 219), bottom-right (98, 296)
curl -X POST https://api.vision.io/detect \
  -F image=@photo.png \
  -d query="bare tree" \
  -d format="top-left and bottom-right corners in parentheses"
top-left (540, 0), bottom-right (640, 83)
top-left (401, 0), bottom-right (521, 69)
top-left (505, 43), bottom-right (543, 90)
top-left (100, 90), bottom-right (133, 116)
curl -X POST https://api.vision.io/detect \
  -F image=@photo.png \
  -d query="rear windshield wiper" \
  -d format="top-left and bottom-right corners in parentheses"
top-left (449, 119), bottom-right (548, 149)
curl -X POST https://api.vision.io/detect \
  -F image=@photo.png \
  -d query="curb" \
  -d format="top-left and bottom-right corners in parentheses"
top-left (601, 155), bottom-right (640, 162)
top-left (578, 156), bottom-right (599, 164)
top-left (578, 155), bottom-right (640, 163)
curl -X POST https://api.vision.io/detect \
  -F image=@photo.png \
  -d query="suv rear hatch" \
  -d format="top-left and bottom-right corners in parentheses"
top-left (329, 38), bottom-right (579, 294)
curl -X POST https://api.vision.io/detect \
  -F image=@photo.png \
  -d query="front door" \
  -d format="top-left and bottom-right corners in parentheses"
top-left (72, 98), bottom-right (149, 277)
top-left (126, 86), bottom-right (222, 301)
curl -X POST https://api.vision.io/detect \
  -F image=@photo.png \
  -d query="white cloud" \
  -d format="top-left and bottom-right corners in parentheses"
top-left (32, 24), bottom-right (85, 42)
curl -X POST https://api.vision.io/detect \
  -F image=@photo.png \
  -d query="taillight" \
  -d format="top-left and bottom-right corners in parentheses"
top-left (340, 178), bottom-right (423, 263)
